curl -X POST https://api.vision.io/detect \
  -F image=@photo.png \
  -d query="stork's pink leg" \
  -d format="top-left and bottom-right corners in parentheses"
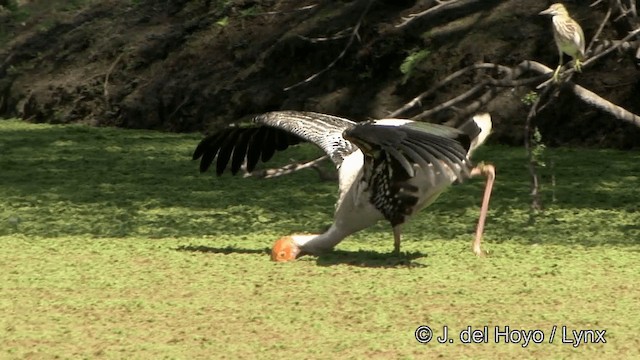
top-left (469, 163), bottom-right (495, 256)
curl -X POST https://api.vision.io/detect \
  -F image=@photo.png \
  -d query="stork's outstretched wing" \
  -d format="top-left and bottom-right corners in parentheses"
top-left (193, 111), bottom-right (359, 175)
top-left (343, 120), bottom-right (475, 180)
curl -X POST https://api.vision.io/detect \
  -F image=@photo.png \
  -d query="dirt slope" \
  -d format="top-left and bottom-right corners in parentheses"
top-left (1, 0), bottom-right (639, 147)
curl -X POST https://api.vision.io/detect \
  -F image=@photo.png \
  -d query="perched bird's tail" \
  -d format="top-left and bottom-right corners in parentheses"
top-left (457, 113), bottom-right (492, 156)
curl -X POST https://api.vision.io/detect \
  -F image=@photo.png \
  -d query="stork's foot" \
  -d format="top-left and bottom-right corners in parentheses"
top-left (473, 246), bottom-right (488, 257)
top-left (271, 236), bottom-right (301, 262)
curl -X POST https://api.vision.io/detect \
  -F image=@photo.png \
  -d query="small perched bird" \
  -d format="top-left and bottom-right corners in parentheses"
top-left (193, 111), bottom-right (495, 262)
top-left (539, 3), bottom-right (586, 82)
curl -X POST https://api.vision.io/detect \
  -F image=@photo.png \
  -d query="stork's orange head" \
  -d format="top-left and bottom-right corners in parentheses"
top-left (271, 236), bottom-right (301, 262)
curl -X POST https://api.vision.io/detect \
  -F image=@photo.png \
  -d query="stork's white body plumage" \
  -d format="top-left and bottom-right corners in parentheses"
top-left (193, 111), bottom-right (495, 261)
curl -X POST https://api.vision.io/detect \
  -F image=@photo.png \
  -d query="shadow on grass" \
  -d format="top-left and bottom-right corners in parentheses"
top-left (1, 121), bottom-right (639, 250)
top-left (175, 244), bottom-right (428, 268)
top-left (0, 123), bottom-right (337, 238)
top-left (313, 249), bottom-right (429, 268)
top-left (175, 244), bottom-right (271, 256)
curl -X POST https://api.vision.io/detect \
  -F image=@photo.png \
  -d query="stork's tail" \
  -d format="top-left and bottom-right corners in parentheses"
top-left (458, 113), bottom-right (492, 155)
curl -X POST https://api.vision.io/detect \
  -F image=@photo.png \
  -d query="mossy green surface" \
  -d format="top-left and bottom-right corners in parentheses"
top-left (1, 119), bottom-right (639, 359)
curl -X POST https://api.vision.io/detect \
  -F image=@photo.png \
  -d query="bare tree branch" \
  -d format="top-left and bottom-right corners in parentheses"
top-left (569, 83), bottom-right (640, 126)
top-left (412, 83), bottom-right (485, 120)
top-left (391, 21), bottom-right (640, 125)
top-left (538, 26), bottom-right (640, 88)
top-left (394, 61), bottom-right (545, 122)
top-left (524, 60), bottom-right (640, 126)
top-left (388, 63), bottom-right (510, 117)
top-left (585, 27), bottom-right (640, 64)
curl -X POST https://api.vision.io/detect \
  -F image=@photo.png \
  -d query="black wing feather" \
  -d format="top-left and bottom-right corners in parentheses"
top-left (196, 132), bottom-right (226, 173)
top-left (216, 129), bottom-right (242, 176)
top-left (230, 129), bottom-right (256, 175)
top-left (193, 111), bottom-right (358, 176)
top-left (260, 128), bottom-right (277, 163)
top-left (245, 127), bottom-right (267, 173)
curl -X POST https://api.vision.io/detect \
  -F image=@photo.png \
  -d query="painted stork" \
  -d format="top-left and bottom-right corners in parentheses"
top-left (193, 111), bottom-right (495, 262)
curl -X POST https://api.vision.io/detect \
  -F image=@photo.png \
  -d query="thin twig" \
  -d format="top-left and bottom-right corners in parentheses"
top-left (168, 94), bottom-right (192, 121)
top-left (297, 27), bottom-right (354, 43)
top-left (388, 63), bottom-right (509, 117)
top-left (413, 83), bottom-right (486, 120)
top-left (523, 85), bottom-right (554, 214)
top-left (409, 75), bottom-right (545, 121)
top-left (392, 43), bottom-right (640, 125)
top-left (390, 60), bottom-right (549, 121)
top-left (586, 3), bottom-right (613, 56)
top-left (395, 0), bottom-right (480, 28)
top-left (104, 53), bottom-right (124, 110)
top-left (580, 27), bottom-right (640, 67)
top-left (248, 4), bottom-right (318, 17)
top-left (284, 0), bottom-right (374, 91)
top-left (594, 39), bottom-right (639, 50)
top-left (244, 155), bottom-right (331, 179)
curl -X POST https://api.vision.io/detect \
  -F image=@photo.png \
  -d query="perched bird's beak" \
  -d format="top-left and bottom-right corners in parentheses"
top-left (539, 7), bottom-right (552, 15)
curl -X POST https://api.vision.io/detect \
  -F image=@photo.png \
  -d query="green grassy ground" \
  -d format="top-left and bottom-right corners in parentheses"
top-left (1, 119), bottom-right (639, 359)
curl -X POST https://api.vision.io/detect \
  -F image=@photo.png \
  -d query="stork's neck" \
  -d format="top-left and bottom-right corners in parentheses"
top-left (290, 224), bottom-right (351, 254)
